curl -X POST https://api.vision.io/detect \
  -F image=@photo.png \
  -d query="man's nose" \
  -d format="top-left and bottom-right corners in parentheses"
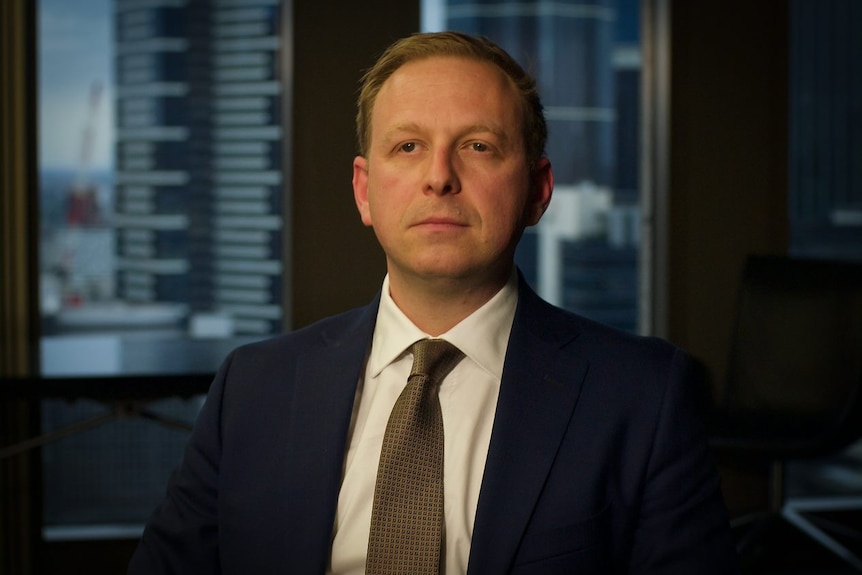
top-left (424, 149), bottom-right (461, 196)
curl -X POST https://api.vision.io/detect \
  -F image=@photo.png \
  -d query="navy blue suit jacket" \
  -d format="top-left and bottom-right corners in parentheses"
top-left (128, 276), bottom-right (740, 574)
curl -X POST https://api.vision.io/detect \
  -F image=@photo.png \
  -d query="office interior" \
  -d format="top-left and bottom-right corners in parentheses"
top-left (2, 0), bottom-right (860, 573)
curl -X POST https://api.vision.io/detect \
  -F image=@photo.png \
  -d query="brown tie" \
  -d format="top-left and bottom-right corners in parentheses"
top-left (366, 339), bottom-right (465, 575)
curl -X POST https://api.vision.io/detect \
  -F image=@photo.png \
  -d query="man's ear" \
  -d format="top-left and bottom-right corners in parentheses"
top-left (526, 157), bottom-right (554, 226)
top-left (353, 156), bottom-right (373, 227)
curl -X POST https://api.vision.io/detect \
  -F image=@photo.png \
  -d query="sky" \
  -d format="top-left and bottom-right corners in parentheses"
top-left (39, 0), bottom-right (114, 171)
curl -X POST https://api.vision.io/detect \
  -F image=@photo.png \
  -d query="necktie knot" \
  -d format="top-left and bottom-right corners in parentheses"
top-left (409, 339), bottom-right (464, 382)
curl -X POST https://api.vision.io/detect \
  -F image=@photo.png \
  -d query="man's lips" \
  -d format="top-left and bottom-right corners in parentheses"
top-left (412, 217), bottom-right (468, 228)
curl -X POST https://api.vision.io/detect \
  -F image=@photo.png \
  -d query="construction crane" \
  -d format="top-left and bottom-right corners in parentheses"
top-left (66, 81), bottom-right (103, 226)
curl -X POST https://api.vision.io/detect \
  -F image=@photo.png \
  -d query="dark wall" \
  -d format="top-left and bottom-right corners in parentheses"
top-left (666, 0), bottom-right (789, 386)
top-left (291, 2), bottom-right (419, 328)
top-left (666, 0), bottom-right (790, 518)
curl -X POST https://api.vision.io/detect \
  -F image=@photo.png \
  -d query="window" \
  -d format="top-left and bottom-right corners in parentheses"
top-left (424, 0), bottom-right (644, 333)
top-left (788, 0), bottom-right (862, 262)
top-left (37, 0), bottom-right (288, 538)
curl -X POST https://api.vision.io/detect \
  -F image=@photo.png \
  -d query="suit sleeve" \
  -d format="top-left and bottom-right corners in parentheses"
top-left (628, 348), bottom-right (742, 574)
top-left (126, 353), bottom-right (234, 575)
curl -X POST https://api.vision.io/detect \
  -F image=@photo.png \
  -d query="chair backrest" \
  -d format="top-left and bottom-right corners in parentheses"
top-left (723, 255), bottom-right (862, 454)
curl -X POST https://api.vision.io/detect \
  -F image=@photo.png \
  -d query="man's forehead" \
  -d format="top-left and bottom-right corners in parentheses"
top-left (364, 55), bottom-right (525, 153)
top-left (373, 56), bottom-right (521, 117)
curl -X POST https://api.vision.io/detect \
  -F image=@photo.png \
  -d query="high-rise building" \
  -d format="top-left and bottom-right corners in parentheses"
top-left (114, 0), bottom-right (285, 338)
top-left (443, 0), bottom-right (640, 332)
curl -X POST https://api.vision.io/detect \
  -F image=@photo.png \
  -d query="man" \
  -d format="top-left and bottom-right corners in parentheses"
top-left (128, 31), bottom-right (740, 574)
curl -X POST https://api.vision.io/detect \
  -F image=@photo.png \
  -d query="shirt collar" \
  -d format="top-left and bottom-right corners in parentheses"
top-left (368, 271), bottom-right (519, 381)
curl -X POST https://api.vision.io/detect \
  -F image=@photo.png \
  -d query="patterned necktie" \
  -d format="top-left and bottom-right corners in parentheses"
top-left (366, 339), bottom-right (465, 575)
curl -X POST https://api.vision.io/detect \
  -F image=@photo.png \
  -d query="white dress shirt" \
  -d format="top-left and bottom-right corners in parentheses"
top-left (328, 272), bottom-right (518, 574)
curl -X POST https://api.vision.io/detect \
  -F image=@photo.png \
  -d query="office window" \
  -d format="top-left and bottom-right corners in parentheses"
top-left (37, 0), bottom-right (288, 538)
top-left (424, 0), bottom-right (643, 333)
top-left (788, 0), bottom-right (862, 262)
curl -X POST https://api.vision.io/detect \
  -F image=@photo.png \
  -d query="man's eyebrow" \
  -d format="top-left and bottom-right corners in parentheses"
top-left (382, 122), bottom-right (422, 141)
top-left (459, 123), bottom-right (510, 143)
top-left (383, 122), bottom-right (510, 141)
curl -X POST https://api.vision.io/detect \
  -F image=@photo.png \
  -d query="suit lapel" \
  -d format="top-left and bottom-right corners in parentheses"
top-left (279, 297), bottom-right (379, 572)
top-left (467, 281), bottom-right (588, 574)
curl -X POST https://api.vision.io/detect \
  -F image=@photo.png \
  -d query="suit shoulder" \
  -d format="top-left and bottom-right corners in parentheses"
top-left (532, 307), bottom-right (698, 410)
top-left (529, 290), bottom-right (682, 363)
top-left (579, 313), bottom-right (681, 361)
top-left (226, 300), bottom-right (377, 362)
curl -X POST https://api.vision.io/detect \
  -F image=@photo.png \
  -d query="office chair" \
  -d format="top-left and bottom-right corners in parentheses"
top-left (710, 255), bottom-right (862, 571)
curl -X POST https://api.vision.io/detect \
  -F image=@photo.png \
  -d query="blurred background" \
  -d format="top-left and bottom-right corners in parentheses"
top-left (2, 0), bottom-right (860, 573)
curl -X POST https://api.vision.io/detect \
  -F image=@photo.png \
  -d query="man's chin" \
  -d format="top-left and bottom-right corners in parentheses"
top-left (410, 263), bottom-right (510, 291)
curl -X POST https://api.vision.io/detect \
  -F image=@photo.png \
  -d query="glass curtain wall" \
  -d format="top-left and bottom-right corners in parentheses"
top-left (424, 0), bottom-right (643, 333)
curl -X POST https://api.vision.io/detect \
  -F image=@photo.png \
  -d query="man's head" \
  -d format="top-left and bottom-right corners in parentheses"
top-left (356, 31), bottom-right (547, 167)
top-left (351, 33), bottom-right (554, 308)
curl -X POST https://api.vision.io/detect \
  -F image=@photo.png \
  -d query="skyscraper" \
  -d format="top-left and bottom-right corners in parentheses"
top-left (443, 0), bottom-right (641, 332)
top-left (114, 0), bottom-right (285, 339)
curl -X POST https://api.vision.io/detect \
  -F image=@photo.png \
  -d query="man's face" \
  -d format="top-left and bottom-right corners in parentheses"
top-left (353, 56), bottom-right (553, 292)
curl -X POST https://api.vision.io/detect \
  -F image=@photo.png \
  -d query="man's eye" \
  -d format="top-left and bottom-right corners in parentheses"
top-left (471, 142), bottom-right (489, 152)
top-left (400, 142), bottom-right (416, 152)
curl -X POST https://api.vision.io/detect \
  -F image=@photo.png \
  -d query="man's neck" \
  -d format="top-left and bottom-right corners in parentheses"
top-left (386, 269), bottom-right (512, 336)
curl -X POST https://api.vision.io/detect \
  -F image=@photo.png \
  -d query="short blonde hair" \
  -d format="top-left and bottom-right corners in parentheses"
top-left (356, 31), bottom-right (547, 165)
